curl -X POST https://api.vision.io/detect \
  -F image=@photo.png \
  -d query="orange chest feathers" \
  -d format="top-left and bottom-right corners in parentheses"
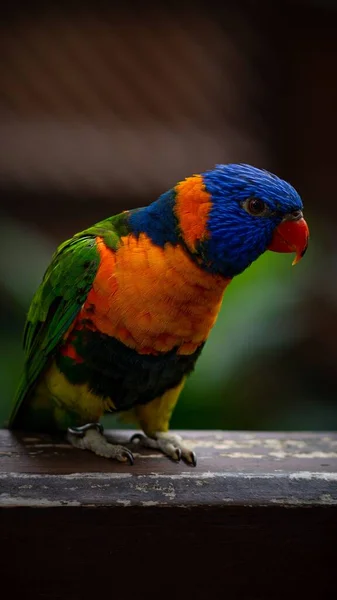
top-left (78, 234), bottom-right (231, 355)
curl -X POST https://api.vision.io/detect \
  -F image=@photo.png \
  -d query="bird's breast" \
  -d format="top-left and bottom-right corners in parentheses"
top-left (77, 234), bottom-right (231, 355)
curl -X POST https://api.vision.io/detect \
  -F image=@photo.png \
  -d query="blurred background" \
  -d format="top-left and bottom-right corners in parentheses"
top-left (1, 0), bottom-right (336, 431)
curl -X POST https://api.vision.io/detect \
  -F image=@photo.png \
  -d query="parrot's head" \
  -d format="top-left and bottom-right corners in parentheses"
top-left (175, 163), bottom-right (309, 278)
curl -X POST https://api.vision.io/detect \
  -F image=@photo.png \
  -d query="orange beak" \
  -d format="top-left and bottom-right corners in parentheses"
top-left (268, 217), bottom-right (309, 265)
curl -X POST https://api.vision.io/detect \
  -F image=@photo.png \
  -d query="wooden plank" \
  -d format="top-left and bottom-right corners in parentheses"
top-left (0, 430), bottom-right (336, 507)
top-left (1, 430), bottom-right (336, 599)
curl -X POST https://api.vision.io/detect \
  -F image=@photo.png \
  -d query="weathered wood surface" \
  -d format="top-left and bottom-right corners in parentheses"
top-left (1, 430), bottom-right (336, 600)
top-left (0, 429), bottom-right (337, 506)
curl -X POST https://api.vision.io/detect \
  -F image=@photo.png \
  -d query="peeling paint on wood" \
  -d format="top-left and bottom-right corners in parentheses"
top-left (0, 430), bottom-right (337, 508)
top-left (0, 494), bottom-right (82, 507)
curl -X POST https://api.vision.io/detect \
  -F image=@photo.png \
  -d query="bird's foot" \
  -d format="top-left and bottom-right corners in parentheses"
top-left (67, 423), bottom-right (134, 464)
top-left (131, 431), bottom-right (197, 466)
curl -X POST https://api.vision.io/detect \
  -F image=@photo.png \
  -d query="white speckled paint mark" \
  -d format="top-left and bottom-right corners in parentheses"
top-left (186, 440), bottom-right (259, 450)
top-left (322, 437), bottom-right (337, 445)
top-left (163, 485), bottom-right (176, 500)
top-left (289, 471), bottom-right (337, 481)
top-left (144, 471), bottom-right (337, 481)
top-left (135, 483), bottom-right (149, 493)
top-left (135, 481), bottom-right (176, 499)
top-left (183, 437), bottom-right (336, 453)
top-left (269, 452), bottom-right (287, 459)
top-left (263, 439), bottom-right (285, 447)
top-left (0, 493), bottom-right (81, 507)
top-left (271, 494), bottom-right (337, 506)
top-left (1, 470), bottom-right (336, 483)
top-left (293, 452), bottom-right (337, 459)
top-left (90, 484), bottom-right (110, 489)
top-left (116, 499), bottom-right (131, 506)
top-left (269, 451), bottom-right (337, 460)
top-left (319, 494), bottom-right (336, 504)
top-left (0, 472), bottom-right (132, 480)
top-left (220, 453), bottom-right (264, 459)
top-left (282, 440), bottom-right (307, 448)
top-left (141, 500), bottom-right (160, 506)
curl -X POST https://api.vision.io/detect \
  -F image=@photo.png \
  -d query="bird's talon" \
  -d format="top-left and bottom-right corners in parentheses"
top-left (190, 452), bottom-right (197, 467)
top-left (174, 448), bottom-right (182, 461)
top-left (122, 450), bottom-right (134, 465)
top-left (127, 432), bottom-right (196, 466)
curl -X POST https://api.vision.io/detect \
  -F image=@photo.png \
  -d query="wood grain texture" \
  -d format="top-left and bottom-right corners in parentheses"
top-left (1, 430), bottom-right (336, 599)
top-left (1, 429), bottom-right (337, 507)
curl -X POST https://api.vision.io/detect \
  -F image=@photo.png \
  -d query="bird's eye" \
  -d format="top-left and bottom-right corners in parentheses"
top-left (243, 198), bottom-right (270, 217)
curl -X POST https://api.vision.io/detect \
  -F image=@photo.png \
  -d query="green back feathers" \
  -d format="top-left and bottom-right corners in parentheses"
top-left (8, 210), bottom-right (132, 428)
top-left (8, 236), bottom-right (100, 426)
top-left (87, 211), bottom-right (131, 250)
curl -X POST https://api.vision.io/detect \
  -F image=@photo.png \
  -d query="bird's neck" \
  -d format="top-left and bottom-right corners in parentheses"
top-left (128, 183), bottom-right (215, 271)
top-left (128, 189), bottom-right (181, 248)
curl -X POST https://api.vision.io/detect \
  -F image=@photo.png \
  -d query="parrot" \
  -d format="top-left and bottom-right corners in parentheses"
top-left (7, 163), bottom-right (309, 466)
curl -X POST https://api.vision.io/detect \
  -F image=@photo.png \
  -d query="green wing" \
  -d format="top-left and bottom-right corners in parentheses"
top-left (8, 234), bottom-right (100, 427)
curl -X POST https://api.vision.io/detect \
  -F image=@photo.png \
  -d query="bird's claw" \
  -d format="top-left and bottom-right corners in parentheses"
top-left (174, 448), bottom-right (182, 462)
top-left (121, 449), bottom-right (134, 465)
top-left (189, 451), bottom-right (197, 467)
top-left (130, 432), bottom-right (197, 466)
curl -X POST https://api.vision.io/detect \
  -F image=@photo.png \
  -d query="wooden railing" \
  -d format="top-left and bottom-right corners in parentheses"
top-left (1, 430), bottom-right (336, 599)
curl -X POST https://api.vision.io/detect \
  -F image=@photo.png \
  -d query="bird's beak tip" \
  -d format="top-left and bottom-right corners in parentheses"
top-left (292, 243), bottom-right (308, 266)
top-left (268, 217), bottom-right (309, 265)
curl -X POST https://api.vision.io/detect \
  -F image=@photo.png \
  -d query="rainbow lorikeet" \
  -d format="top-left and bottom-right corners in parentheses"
top-left (8, 164), bottom-right (309, 466)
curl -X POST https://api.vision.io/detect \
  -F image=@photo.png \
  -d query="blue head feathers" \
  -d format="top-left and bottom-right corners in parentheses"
top-left (200, 163), bottom-right (304, 277)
